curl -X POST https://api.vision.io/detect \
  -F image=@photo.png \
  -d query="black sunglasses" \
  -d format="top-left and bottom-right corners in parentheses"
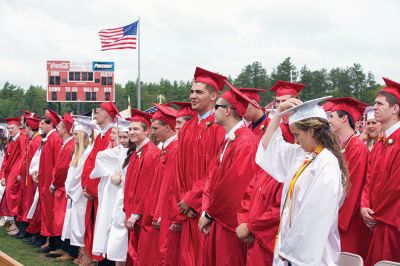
top-left (214, 104), bottom-right (233, 110)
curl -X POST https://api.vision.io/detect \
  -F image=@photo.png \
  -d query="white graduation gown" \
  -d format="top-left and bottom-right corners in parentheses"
top-left (90, 146), bottom-right (122, 257)
top-left (106, 148), bottom-right (128, 261)
top-left (255, 128), bottom-right (344, 266)
top-left (26, 147), bottom-right (42, 219)
top-left (61, 145), bottom-right (93, 246)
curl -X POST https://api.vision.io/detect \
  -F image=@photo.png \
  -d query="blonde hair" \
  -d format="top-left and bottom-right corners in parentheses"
top-left (70, 130), bottom-right (91, 167)
top-left (293, 117), bottom-right (349, 192)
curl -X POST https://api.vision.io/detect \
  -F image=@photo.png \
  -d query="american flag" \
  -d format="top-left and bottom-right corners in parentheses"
top-left (98, 21), bottom-right (138, 51)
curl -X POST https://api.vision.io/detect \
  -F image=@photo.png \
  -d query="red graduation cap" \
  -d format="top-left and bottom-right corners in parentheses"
top-left (45, 108), bottom-right (61, 126)
top-left (321, 101), bottom-right (335, 112)
top-left (62, 112), bottom-right (74, 133)
top-left (239, 88), bottom-right (267, 103)
top-left (222, 81), bottom-right (261, 117)
top-left (382, 77), bottom-right (400, 102)
top-left (152, 103), bottom-right (178, 130)
top-left (25, 117), bottom-right (41, 131)
top-left (325, 97), bottom-right (369, 122)
top-left (270, 80), bottom-right (305, 97)
top-left (4, 116), bottom-right (22, 127)
top-left (130, 109), bottom-right (153, 127)
top-left (21, 110), bottom-right (40, 119)
top-left (194, 67), bottom-right (227, 92)
top-left (167, 101), bottom-right (196, 118)
top-left (100, 101), bottom-right (120, 119)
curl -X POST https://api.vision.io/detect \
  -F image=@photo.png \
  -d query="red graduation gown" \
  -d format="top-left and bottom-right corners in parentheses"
top-left (238, 115), bottom-right (287, 266)
top-left (338, 136), bottom-right (368, 254)
top-left (81, 128), bottom-right (112, 260)
top-left (51, 137), bottom-right (74, 236)
top-left (17, 133), bottom-right (41, 223)
top-left (124, 141), bottom-right (160, 264)
top-left (176, 115), bottom-right (225, 266)
top-left (137, 139), bottom-right (180, 266)
top-left (0, 133), bottom-right (27, 217)
top-left (38, 131), bottom-right (62, 236)
top-left (361, 128), bottom-right (400, 265)
top-left (202, 126), bottom-right (260, 266)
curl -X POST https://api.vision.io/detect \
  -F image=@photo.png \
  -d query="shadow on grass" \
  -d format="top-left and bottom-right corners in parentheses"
top-left (0, 228), bottom-right (75, 266)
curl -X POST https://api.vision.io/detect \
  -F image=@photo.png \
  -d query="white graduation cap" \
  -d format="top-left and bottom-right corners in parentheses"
top-left (279, 96), bottom-right (332, 125)
top-left (117, 118), bottom-right (130, 132)
top-left (364, 106), bottom-right (375, 121)
top-left (73, 120), bottom-right (97, 136)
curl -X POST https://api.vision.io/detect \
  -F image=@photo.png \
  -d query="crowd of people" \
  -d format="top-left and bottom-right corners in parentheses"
top-left (0, 67), bottom-right (399, 266)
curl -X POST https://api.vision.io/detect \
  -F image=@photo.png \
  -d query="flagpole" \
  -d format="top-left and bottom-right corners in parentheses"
top-left (137, 17), bottom-right (141, 110)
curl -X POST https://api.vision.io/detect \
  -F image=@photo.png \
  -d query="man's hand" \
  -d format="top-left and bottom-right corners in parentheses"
top-left (198, 215), bottom-right (212, 235)
top-left (243, 234), bottom-right (255, 245)
top-left (236, 223), bottom-right (251, 240)
top-left (186, 208), bottom-right (197, 218)
top-left (125, 216), bottom-right (138, 230)
top-left (152, 217), bottom-right (161, 230)
top-left (178, 200), bottom-right (190, 214)
top-left (169, 223), bottom-right (181, 232)
top-left (32, 172), bottom-right (38, 183)
top-left (83, 187), bottom-right (94, 200)
top-left (361, 207), bottom-right (377, 228)
top-left (0, 178), bottom-right (5, 186)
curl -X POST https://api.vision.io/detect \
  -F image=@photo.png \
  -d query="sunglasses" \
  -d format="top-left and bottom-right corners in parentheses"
top-left (214, 104), bottom-right (233, 110)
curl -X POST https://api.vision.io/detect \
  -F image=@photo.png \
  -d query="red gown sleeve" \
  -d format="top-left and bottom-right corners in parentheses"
top-left (52, 140), bottom-right (74, 188)
top-left (338, 138), bottom-right (368, 231)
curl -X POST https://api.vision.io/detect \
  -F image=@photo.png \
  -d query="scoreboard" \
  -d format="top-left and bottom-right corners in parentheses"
top-left (46, 60), bottom-right (115, 102)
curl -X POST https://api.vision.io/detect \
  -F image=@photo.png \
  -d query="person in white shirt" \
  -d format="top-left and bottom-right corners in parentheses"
top-left (256, 97), bottom-right (348, 266)
top-left (61, 119), bottom-right (94, 265)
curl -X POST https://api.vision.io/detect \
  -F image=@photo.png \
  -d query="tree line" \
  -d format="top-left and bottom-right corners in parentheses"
top-left (0, 57), bottom-right (382, 120)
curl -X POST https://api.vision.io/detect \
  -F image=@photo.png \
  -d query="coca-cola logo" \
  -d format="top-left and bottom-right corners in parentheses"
top-left (49, 62), bottom-right (69, 70)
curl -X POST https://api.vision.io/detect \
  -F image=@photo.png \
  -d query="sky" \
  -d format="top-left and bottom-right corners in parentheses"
top-left (1, 0), bottom-right (399, 89)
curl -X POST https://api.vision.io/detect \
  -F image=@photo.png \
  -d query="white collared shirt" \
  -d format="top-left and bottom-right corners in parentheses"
top-left (220, 120), bottom-right (245, 162)
top-left (100, 123), bottom-right (114, 137)
top-left (12, 131), bottom-right (20, 141)
top-left (46, 128), bottom-right (57, 138)
top-left (162, 134), bottom-right (177, 149)
top-left (136, 138), bottom-right (150, 152)
top-left (385, 121), bottom-right (400, 138)
top-left (198, 109), bottom-right (212, 121)
top-left (62, 136), bottom-right (74, 148)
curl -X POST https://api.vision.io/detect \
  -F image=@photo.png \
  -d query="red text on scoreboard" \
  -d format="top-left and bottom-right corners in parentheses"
top-left (46, 60), bottom-right (115, 102)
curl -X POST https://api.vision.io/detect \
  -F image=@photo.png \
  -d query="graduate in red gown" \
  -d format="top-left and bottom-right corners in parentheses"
top-left (361, 77), bottom-right (400, 265)
top-left (176, 67), bottom-right (226, 266)
top-left (123, 109), bottom-right (160, 264)
top-left (324, 97), bottom-right (369, 254)
top-left (237, 88), bottom-right (287, 266)
top-left (81, 102), bottom-right (118, 261)
top-left (136, 104), bottom-right (179, 265)
top-left (47, 112), bottom-right (75, 258)
top-left (0, 116), bottom-right (27, 234)
top-left (17, 117), bottom-right (42, 238)
top-left (167, 101), bottom-right (195, 133)
top-left (199, 81), bottom-right (261, 265)
top-left (268, 80), bottom-right (308, 143)
top-left (35, 108), bottom-right (63, 252)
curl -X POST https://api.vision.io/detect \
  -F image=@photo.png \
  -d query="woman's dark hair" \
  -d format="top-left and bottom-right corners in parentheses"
top-left (123, 140), bottom-right (136, 169)
top-left (293, 117), bottom-right (349, 192)
top-left (336, 110), bottom-right (355, 130)
top-left (41, 116), bottom-right (53, 125)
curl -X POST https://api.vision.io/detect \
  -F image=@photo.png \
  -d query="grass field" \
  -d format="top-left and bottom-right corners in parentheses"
top-left (0, 228), bottom-right (75, 266)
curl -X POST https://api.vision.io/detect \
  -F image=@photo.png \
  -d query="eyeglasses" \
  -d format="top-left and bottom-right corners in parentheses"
top-left (214, 104), bottom-right (230, 110)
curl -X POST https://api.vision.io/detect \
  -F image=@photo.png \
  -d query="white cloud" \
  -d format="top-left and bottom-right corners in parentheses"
top-left (1, 0), bottom-right (399, 89)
